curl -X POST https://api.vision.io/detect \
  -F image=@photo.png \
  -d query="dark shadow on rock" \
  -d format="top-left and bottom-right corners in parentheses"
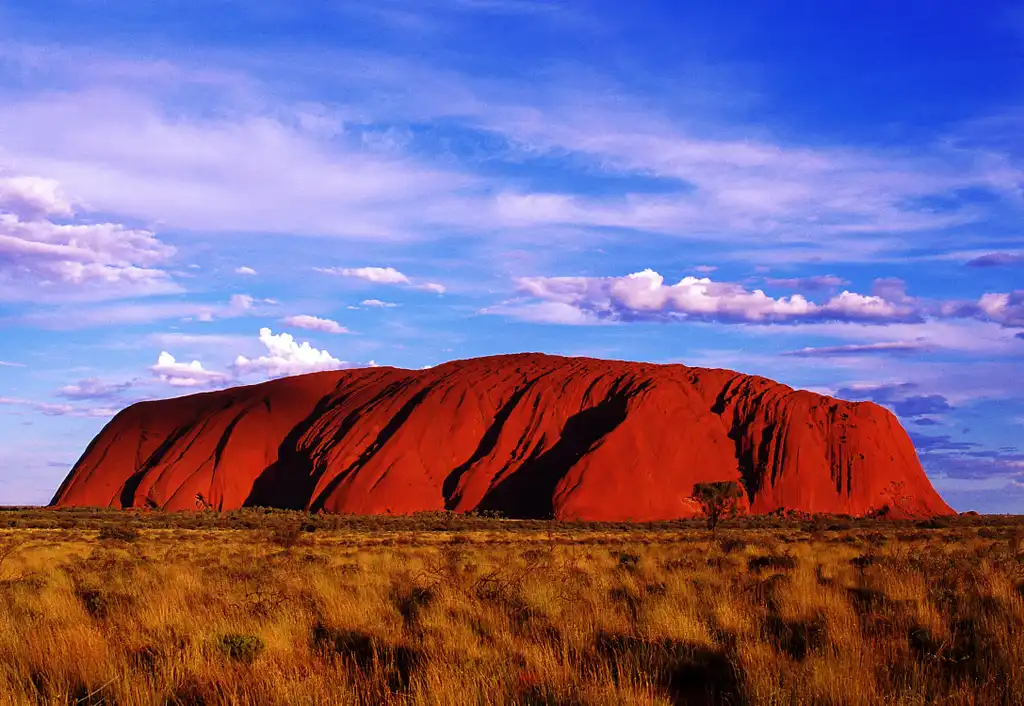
top-left (244, 392), bottom-right (345, 510)
top-left (476, 385), bottom-right (638, 519)
top-left (442, 380), bottom-right (539, 510)
top-left (309, 385), bottom-right (431, 512)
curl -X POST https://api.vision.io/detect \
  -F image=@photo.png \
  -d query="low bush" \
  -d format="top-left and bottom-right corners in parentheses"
top-left (216, 633), bottom-right (265, 663)
top-left (97, 525), bottom-right (140, 542)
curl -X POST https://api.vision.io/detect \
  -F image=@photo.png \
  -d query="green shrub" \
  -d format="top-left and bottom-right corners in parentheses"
top-left (217, 633), bottom-right (265, 663)
top-left (692, 481), bottom-right (745, 532)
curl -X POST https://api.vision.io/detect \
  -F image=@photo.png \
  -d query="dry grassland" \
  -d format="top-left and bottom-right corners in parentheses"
top-left (0, 510), bottom-right (1021, 705)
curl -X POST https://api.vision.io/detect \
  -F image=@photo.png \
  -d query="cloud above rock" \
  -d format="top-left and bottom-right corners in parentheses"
top-left (233, 327), bottom-right (351, 378)
top-left (151, 352), bottom-right (229, 388)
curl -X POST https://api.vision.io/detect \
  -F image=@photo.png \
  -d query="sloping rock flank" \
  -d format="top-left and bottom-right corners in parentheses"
top-left (51, 354), bottom-right (953, 519)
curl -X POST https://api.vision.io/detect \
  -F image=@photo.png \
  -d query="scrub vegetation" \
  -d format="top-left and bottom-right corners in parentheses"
top-left (0, 508), bottom-right (1021, 705)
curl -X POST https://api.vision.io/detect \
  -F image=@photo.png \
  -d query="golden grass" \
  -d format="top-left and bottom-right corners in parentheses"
top-left (0, 512), bottom-right (1021, 705)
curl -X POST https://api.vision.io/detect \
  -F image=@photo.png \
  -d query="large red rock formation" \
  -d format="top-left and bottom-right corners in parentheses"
top-left (50, 354), bottom-right (953, 519)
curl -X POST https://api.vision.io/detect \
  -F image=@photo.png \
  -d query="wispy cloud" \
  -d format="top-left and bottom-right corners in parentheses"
top-left (765, 275), bottom-right (848, 292)
top-left (145, 332), bottom-right (255, 350)
top-left (17, 293), bottom-right (275, 329)
top-left (0, 396), bottom-right (73, 416)
top-left (281, 314), bottom-right (350, 334)
top-left (784, 341), bottom-right (933, 357)
top-left (759, 319), bottom-right (1024, 356)
top-left (0, 86), bottom-right (474, 240)
top-left (967, 252), bottom-right (1024, 267)
top-left (0, 395), bottom-right (116, 418)
top-left (317, 266), bottom-right (445, 294)
top-left (57, 378), bottom-right (134, 401)
top-left (2, 44), bottom-right (1020, 263)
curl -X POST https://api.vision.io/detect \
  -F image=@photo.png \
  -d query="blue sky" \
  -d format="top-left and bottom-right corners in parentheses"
top-left (0, 0), bottom-right (1022, 512)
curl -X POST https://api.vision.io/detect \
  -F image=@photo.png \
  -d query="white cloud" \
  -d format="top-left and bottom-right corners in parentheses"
top-left (510, 269), bottom-right (915, 325)
top-left (503, 269), bottom-right (1024, 330)
top-left (282, 314), bottom-right (349, 334)
top-left (235, 266), bottom-right (257, 275)
top-left (0, 173), bottom-right (178, 301)
top-left (935, 291), bottom-right (1024, 327)
top-left (233, 327), bottom-right (351, 378)
top-left (0, 175), bottom-right (73, 220)
top-left (360, 299), bottom-right (399, 308)
top-left (321, 266), bottom-right (411, 284)
top-left (0, 360), bottom-right (25, 368)
top-left (317, 266), bottom-right (447, 294)
top-left (151, 351), bottom-right (229, 388)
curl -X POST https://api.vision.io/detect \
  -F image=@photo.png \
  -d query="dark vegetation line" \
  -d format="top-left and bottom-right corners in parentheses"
top-left (0, 506), bottom-right (1006, 533)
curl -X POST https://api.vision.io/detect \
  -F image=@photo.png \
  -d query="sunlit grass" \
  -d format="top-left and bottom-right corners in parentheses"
top-left (0, 511), bottom-right (1021, 705)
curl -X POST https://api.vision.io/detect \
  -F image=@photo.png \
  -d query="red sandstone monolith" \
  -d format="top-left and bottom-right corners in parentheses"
top-left (50, 354), bottom-right (954, 519)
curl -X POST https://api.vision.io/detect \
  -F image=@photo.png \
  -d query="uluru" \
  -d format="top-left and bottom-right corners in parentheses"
top-left (50, 353), bottom-right (953, 520)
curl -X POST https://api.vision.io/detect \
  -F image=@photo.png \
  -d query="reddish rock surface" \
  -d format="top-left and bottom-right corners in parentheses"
top-left (50, 354), bottom-right (954, 519)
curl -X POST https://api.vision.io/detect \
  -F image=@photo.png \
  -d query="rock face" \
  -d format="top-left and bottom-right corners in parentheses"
top-left (51, 354), bottom-right (953, 519)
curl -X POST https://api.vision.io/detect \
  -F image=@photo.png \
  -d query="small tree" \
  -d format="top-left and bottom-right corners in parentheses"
top-left (692, 481), bottom-right (745, 532)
